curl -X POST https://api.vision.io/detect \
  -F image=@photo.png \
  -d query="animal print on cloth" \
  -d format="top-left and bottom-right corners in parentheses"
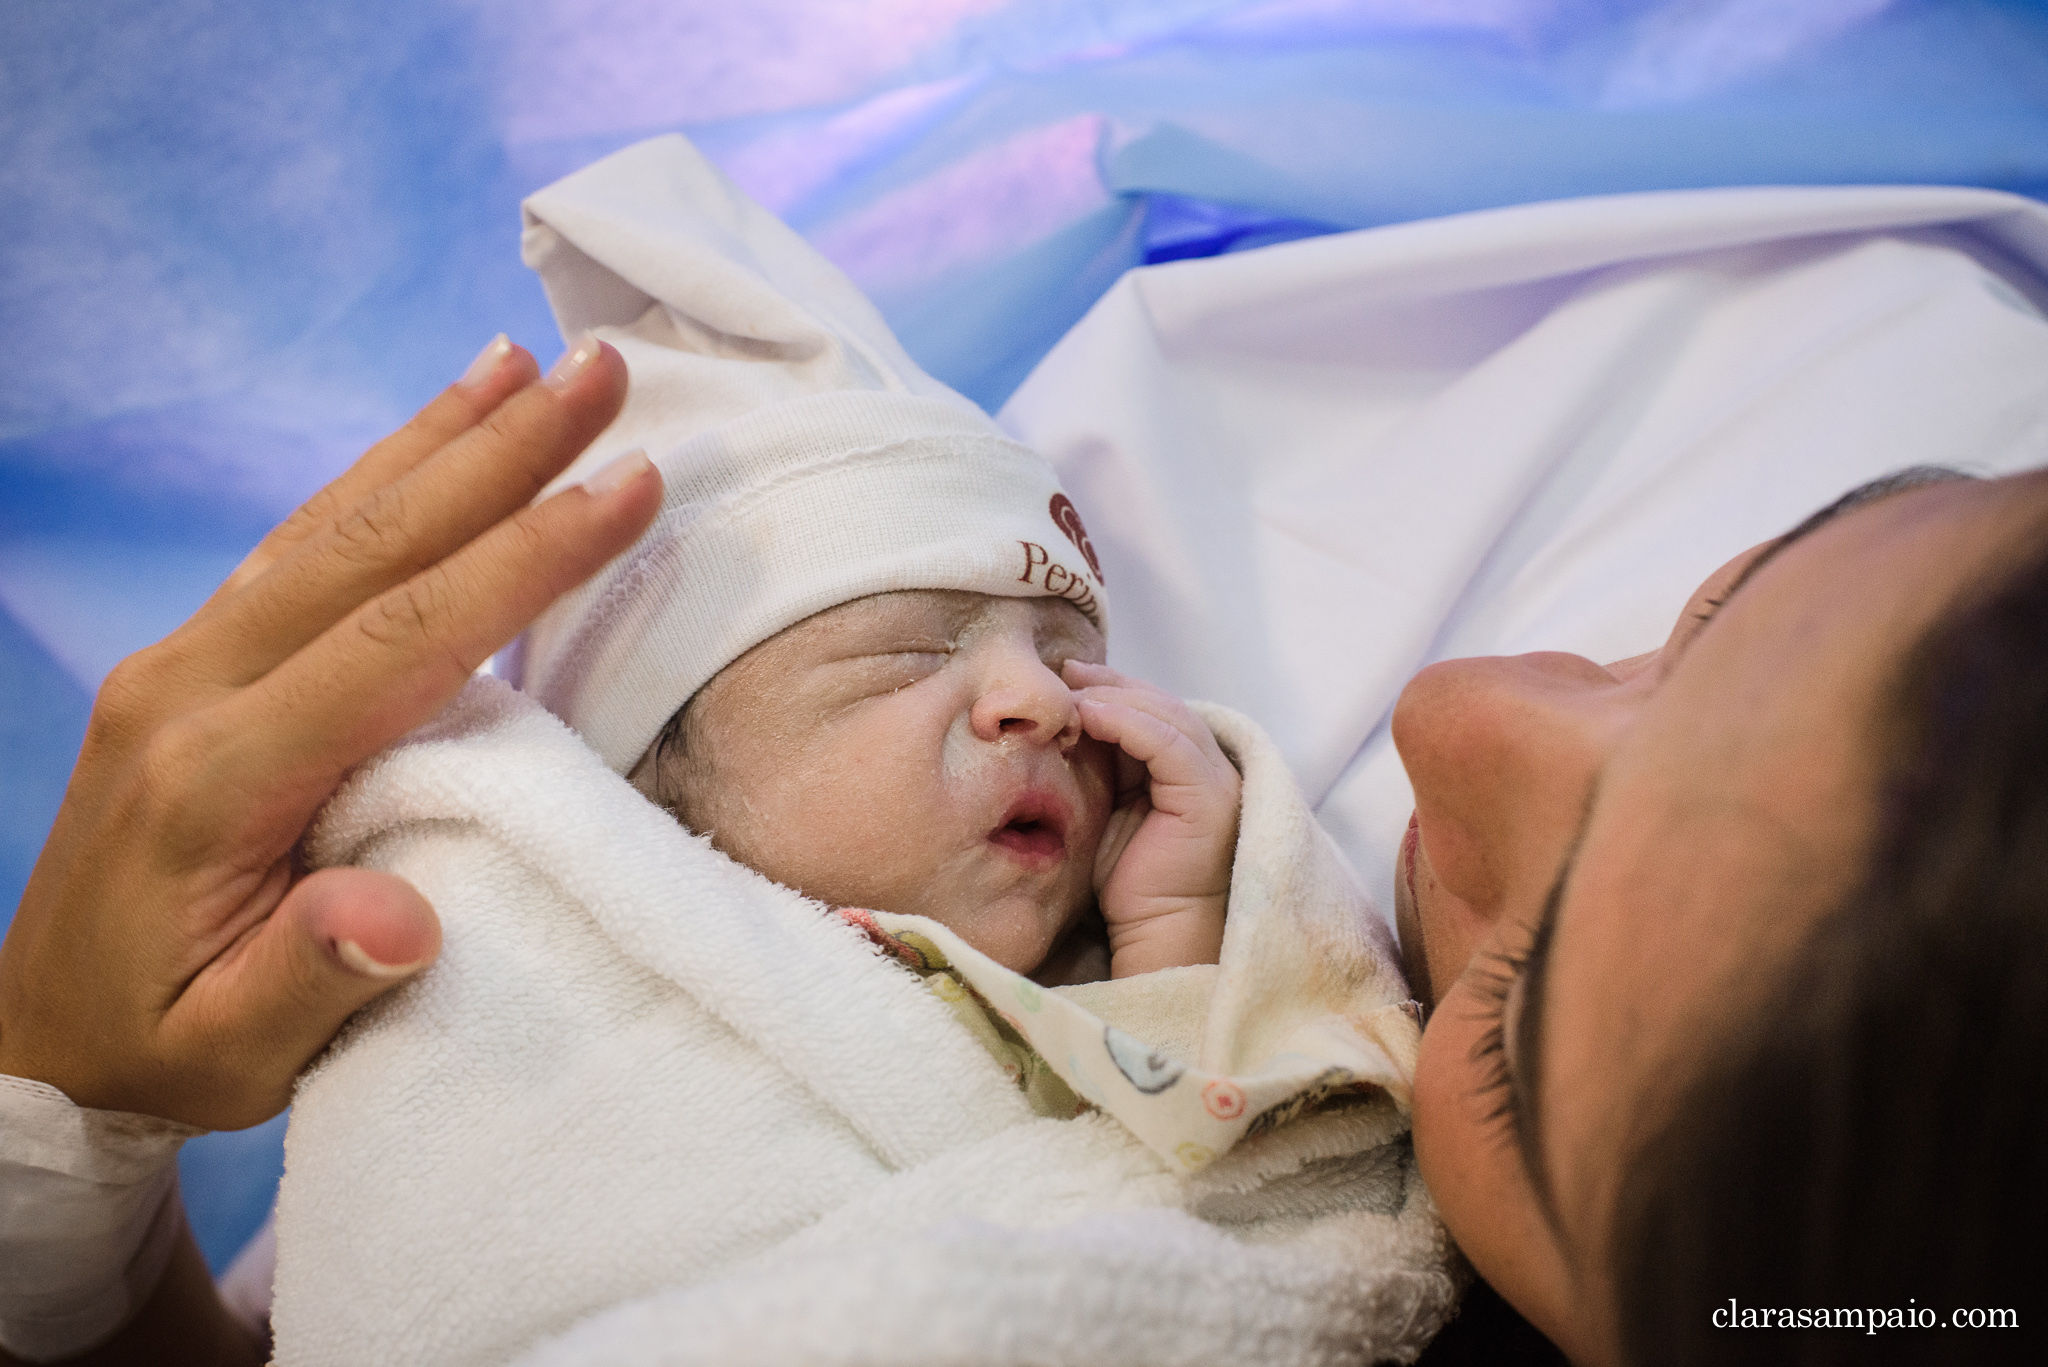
top-left (835, 913), bottom-right (1086, 1121)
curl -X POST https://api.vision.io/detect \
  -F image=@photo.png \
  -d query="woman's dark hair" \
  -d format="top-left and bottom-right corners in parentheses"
top-left (1613, 506), bottom-right (2048, 1364)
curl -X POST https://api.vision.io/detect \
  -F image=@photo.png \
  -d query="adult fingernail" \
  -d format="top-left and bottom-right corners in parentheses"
top-left (336, 939), bottom-right (428, 981)
top-left (581, 447), bottom-right (652, 497)
top-left (544, 330), bottom-right (601, 391)
top-left (457, 332), bottom-right (513, 390)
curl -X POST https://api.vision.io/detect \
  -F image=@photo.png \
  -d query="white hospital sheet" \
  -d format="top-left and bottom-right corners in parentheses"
top-left (999, 185), bottom-right (2048, 929)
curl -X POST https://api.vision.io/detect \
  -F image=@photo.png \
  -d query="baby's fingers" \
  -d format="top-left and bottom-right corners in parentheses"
top-left (1076, 696), bottom-right (1239, 822)
top-left (1062, 659), bottom-right (1155, 695)
top-left (1064, 662), bottom-right (1233, 774)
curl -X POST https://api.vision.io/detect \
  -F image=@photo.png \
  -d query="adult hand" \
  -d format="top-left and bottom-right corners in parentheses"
top-left (0, 334), bottom-right (659, 1130)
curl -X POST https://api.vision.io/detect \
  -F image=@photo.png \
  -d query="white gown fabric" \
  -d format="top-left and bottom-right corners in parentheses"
top-left (998, 186), bottom-right (2048, 919)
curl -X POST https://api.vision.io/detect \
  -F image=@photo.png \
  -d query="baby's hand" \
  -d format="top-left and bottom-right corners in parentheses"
top-left (1064, 661), bottom-right (1241, 977)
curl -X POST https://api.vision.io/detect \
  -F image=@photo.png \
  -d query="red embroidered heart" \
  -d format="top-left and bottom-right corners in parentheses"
top-left (1048, 493), bottom-right (1103, 583)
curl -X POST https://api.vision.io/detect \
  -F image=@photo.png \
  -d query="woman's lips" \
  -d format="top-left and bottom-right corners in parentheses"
top-left (989, 791), bottom-right (1069, 865)
top-left (1402, 811), bottom-right (1420, 905)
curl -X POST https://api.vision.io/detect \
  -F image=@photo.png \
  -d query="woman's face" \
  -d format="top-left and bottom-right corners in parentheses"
top-left (1393, 470), bottom-right (2048, 1362)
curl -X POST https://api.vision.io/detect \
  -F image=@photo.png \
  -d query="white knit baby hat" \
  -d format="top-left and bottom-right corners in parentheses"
top-left (507, 135), bottom-right (1110, 774)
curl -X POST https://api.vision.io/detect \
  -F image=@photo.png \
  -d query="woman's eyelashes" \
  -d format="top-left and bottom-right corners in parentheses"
top-left (1664, 591), bottom-right (1730, 662)
top-left (1465, 944), bottom-right (1533, 1141)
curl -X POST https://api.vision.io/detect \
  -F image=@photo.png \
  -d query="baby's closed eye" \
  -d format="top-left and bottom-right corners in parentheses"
top-left (818, 649), bottom-right (952, 697)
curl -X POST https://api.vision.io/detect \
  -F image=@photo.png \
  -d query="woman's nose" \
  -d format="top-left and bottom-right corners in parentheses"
top-left (1391, 651), bottom-right (1635, 916)
top-left (969, 650), bottom-right (1082, 750)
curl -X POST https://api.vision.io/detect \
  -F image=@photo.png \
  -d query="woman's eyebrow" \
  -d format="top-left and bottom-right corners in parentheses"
top-left (1722, 467), bottom-right (1976, 604)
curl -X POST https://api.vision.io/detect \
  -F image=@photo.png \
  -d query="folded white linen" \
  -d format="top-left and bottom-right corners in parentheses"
top-left (998, 185), bottom-right (2048, 926)
top-left (269, 677), bottom-right (1453, 1366)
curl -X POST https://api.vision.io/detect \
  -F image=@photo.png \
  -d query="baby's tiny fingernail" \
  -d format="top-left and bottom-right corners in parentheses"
top-left (457, 333), bottom-right (513, 390)
top-left (582, 447), bottom-right (652, 497)
top-left (337, 939), bottom-right (428, 981)
top-left (544, 330), bottom-right (601, 390)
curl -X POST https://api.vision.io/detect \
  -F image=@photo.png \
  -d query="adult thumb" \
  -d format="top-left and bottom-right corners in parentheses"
top-left (183, 867), bottom-right (441, 1128)
top-left (283, 865), bottom-right (443, 990)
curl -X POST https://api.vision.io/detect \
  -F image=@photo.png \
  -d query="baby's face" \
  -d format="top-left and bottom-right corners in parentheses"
top-left (653, 591), bottom-right (1116, 972)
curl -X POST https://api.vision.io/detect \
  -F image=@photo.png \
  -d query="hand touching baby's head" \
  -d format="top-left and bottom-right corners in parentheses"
top-left (629, 591), bottom-right (1239, 980)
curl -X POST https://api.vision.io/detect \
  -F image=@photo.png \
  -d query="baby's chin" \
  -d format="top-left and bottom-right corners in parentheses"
top-left (909, 886), bottom-right (1093, 976)
top-left (861, 821), bottom-right (1102, 973)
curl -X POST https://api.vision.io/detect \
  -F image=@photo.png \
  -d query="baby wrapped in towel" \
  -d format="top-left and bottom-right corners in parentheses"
top-left (270, 135), bottom-right (1457, 1367)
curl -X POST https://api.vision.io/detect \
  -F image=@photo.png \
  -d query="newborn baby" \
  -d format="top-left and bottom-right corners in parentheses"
top-left (625, 589), bottom-right (1238, 983)
top-left (267, 134), bottom-right (1446, 1367)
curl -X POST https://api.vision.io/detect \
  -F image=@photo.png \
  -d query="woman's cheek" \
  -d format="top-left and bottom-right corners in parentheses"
top-left (1411, 981), bottom-right (1574, 1353)
top-left (1412, 990), bottom-right (1506, 1270)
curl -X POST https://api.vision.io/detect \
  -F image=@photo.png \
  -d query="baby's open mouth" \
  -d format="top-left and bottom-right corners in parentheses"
top-left (989, 794), bottom-right (1068, 863)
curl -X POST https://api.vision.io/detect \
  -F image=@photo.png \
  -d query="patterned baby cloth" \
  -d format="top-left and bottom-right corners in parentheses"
top-left (836, 908), bottom-right (1417, 1173)
top-left (837, 912), bottom-right (1087, 1122)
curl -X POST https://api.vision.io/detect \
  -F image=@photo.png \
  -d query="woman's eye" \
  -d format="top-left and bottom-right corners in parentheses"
top-left (1466, 945), bottom-right (1531, 1136)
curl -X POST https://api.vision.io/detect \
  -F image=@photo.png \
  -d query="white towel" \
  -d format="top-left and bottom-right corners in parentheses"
top-left (269, 678), bottom-right (1454, 1366)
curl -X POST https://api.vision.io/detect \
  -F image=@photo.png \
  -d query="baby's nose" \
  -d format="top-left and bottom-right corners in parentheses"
top-left (970, 666), bottom-right (1081, 750)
